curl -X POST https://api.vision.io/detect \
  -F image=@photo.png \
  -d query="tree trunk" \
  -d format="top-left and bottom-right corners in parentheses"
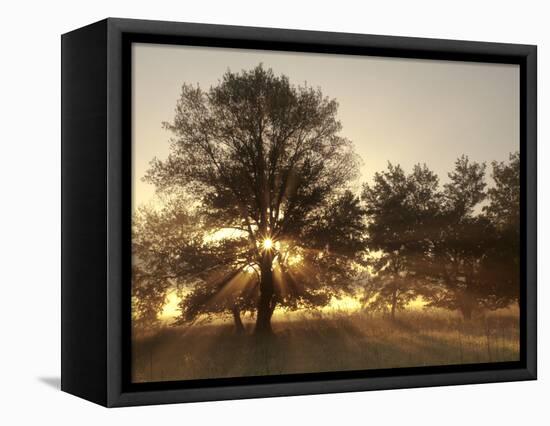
top-left (232, 306), bottom-right (245, 334)
top-left (460, 305), bottom-right (473, 321)
top-left (459, 292), bottom-right (474, 321)
top-left (390, 289), bottom-right (397, 321)
top-left (255, 253), bottom-right (275, 335)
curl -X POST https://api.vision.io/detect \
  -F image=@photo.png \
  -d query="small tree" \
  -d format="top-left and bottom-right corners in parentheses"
top-left (361, 261), bottom-right (417, 320)
top-left (421, 156), bottom-right (491, 319)
top-left (480, 152), bottom-right (520, 308)
top-left (361, 163), bottom-right (439, 319)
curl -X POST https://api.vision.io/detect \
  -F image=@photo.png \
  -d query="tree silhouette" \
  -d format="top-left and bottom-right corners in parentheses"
top-left (420, 156), bottom-right (493, 319)
top-left (480, 152), bottom-right (520, 308)
top-left (143, 65), bottom-right (365, 334)
top-left (362, 155), bottom-right (520, 320)
top-left (361, 163), bottom-right (440, 319)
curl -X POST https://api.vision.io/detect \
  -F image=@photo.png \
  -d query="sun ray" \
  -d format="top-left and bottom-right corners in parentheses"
top-left (272, 265), bottom-right (289, 298)
top-left (207, 271), bottom-right (253, 307)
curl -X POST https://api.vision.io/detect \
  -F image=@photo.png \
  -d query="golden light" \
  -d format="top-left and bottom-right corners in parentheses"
top-left (244, 264), bottom-right (257, 274)
top-left (262, 238), bottom-right (273, 250)
top-left (287, 253), bottom-right (303, 266)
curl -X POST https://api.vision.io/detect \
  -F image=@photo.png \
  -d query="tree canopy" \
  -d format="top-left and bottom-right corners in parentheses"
top-left (361, 155), bottom-right (520, 320)
top-left (361, 163), bottom-right (440, 319)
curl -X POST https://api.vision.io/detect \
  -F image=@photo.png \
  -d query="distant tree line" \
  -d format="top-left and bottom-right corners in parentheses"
top-left (131, 64), bottom-right (520, 335)
top-left (361, 153), bottom-right (519, 320)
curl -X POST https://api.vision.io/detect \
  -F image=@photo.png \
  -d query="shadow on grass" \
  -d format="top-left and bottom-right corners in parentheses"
top-left (132, 309), bottom-right (520, 383)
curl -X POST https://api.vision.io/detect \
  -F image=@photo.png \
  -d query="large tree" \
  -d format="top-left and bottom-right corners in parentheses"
top-left (144, 65), bottom-right (366, 334)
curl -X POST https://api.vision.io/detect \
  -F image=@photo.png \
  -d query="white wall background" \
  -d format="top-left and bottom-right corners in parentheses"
top-left (0, 0), bottom-right (546, 424)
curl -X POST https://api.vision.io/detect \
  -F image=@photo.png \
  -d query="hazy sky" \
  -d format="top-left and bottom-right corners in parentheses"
top-left (132, 43), bottom-right (519, 210)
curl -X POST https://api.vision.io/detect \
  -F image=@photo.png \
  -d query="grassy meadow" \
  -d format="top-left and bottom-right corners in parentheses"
top-left (132, 308), bottom-right (519, 383)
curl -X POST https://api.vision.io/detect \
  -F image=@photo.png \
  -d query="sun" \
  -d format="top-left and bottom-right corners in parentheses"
top-left (262, 238), bottom-right (273, 250)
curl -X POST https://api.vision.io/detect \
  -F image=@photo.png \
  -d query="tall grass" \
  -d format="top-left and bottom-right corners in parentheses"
top-left (132, 308), bottom-right (519, 383)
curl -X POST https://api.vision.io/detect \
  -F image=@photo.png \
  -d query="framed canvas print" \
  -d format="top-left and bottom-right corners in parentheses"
top-left (61, 18), bottom-right (537, 407)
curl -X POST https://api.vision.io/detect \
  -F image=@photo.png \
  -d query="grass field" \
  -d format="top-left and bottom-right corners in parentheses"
top-left (132, 308), bottom-right (519, 383)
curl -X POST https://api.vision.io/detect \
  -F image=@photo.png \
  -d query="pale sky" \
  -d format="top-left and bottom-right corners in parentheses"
top-left (132, 43), bottom-right (519, 211)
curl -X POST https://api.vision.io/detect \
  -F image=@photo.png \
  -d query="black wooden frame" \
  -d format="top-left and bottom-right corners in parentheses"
top-left (61, 18), bottom-right (537, 407)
